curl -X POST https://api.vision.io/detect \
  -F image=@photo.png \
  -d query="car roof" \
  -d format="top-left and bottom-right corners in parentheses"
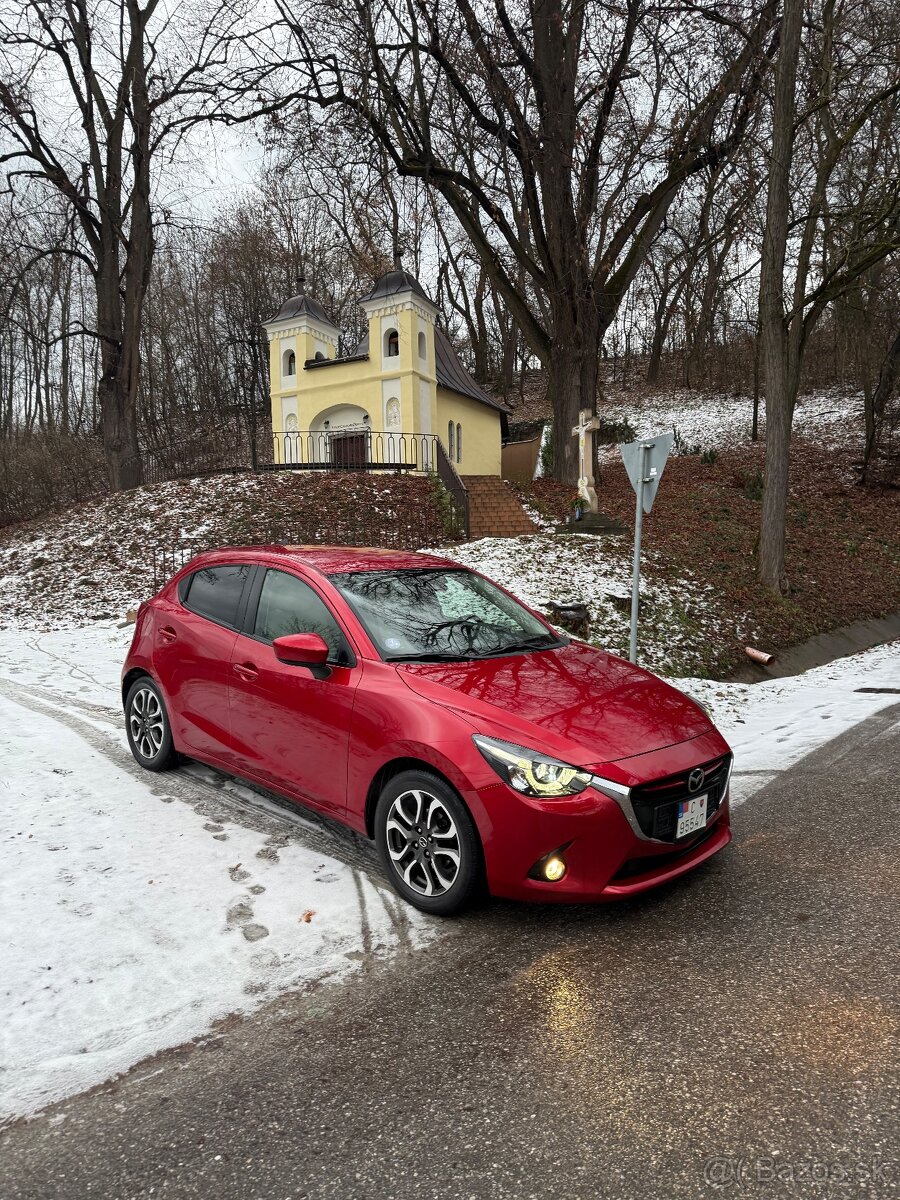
top-left (181, 545), bottom-right (462, 577)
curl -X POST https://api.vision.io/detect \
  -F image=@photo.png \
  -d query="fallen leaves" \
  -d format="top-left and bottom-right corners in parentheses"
top-left (516, 435), bottom-right (900, 676)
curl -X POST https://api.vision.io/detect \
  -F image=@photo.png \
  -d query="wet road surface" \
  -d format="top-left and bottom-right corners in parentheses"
top-left (3, 704), bottom-right (898, 1199)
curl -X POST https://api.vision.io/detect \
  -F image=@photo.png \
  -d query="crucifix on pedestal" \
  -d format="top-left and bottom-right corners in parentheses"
top-left (572, 408), bottom-right (602, 514)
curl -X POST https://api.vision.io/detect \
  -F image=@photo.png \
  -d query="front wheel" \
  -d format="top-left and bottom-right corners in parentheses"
top-left (125, 677), bottom-right (178, 771)
top-left (374, 770), bottom-right (483, 916)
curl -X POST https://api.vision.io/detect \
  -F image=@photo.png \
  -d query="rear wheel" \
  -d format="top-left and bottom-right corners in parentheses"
top-left (125, 677), bottom-right (178, 771)
top-left (375, 770), bottom-right (483, 916)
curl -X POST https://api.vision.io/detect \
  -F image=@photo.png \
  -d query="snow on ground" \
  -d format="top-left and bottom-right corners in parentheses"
top-left (0, 475), bottom-right (267, 630)
top-left (676, 640), bottom-right (900, 806)
top-left (0, 625), bottom-right (438, 1123)
top-left (599, 386), bottom-right (864, 454)
top-left (434, 533), bottom-right (760, 676)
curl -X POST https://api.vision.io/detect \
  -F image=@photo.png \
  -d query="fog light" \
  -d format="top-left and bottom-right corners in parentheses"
top-left (543, 856), bottom-right (567, 882)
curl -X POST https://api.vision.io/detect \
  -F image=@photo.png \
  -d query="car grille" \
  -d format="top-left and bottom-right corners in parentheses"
top-left (630, 753), bottom-right (732, 842)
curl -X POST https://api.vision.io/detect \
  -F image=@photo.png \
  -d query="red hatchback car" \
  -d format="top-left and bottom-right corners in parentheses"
top-left (123, 545), bottom-right (733, 915)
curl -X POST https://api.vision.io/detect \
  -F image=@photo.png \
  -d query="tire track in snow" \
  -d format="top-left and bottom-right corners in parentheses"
top-left (0, 675), bottom-right (387, 886)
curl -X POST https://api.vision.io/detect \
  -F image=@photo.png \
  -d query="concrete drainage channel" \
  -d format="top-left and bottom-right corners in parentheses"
top-left (727, 610), bottom-right (900, 683)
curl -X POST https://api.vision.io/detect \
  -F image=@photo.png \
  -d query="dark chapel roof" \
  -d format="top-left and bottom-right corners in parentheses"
top-left (267, 289), bottom-right (338, 330)
top-left (358, 267), bottom-right (436, 307)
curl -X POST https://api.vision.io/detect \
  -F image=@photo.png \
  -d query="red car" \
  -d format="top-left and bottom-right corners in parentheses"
top-left (123, 545), bottom-right (733, 915)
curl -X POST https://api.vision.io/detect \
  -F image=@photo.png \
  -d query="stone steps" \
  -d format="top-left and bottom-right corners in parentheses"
top-left (462, 475), bottom-right (536, 539)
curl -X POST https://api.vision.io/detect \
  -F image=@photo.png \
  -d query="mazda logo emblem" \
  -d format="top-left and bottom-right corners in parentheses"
top-left (688, 768), bottom-right (705, 793)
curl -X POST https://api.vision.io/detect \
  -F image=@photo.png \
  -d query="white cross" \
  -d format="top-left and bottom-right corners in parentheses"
top-left (571, 408), bottom-right (601, 513)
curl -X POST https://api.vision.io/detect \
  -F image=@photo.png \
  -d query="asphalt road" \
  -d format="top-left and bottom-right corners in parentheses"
top-left (3, 705), bottom-right (899, 1200)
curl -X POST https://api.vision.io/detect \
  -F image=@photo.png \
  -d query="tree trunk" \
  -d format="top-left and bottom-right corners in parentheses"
top-left (759, 357), bottom-right (791, 589)
top-left (98, 343), bottom-right (143, 490)
top-left (97, 253), bottom-right (144, 491)
top-left (646, 324), bottom-right (665, 384)
top-left (757, 0), bottom-right (803, 593)
top-left (497, 317), bottom-right (518, 395)
top-left (472, 270), bottom-right (490, 383)
top-left (647, 297), bottom-right (680, 384)
top-left (752, 322), bottom-right (761, 441)
top-left (549, 304), bottom-right (601, 483)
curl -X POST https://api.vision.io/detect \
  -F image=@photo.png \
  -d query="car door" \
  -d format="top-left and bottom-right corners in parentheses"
top-left (227, 567), bottom-right (363, 814)
top-left (152, 562), bottom-right (252, 765)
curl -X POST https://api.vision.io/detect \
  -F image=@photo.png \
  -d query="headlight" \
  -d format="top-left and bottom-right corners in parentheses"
top-left (473, 735), bottom-right (592, 798)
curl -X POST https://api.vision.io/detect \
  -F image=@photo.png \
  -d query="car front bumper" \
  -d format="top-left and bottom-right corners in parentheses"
top-left (474, 730), bottom-right (733, 903)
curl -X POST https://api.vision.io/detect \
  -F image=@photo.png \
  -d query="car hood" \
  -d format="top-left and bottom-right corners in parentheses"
top-left (397, 640), bottom-right (712, 766)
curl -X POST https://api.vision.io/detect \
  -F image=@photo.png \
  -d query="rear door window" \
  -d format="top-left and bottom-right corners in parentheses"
top-left (183, 564), bottom-right (251, 628)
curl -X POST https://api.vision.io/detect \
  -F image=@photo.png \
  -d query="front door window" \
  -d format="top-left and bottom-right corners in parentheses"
top-left (254, 569), bottom-right (352, 665)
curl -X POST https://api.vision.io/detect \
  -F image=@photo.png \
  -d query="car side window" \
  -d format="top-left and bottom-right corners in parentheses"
top-left (183, 564), bottom-right (250, 628)
top-left (253, 570), bottom-right (352, 665)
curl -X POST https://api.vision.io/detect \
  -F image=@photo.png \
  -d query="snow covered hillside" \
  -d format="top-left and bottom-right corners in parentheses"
top-left (0, 471), bottom-right (446, 630)
top-left (600, 385), bottom-right (864, 453)
top-left (432, 533), bottom-right (759, 676)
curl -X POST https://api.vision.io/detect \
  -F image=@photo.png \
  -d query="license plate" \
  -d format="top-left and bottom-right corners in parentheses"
top-left (676, 793), bottom-right (708, 838)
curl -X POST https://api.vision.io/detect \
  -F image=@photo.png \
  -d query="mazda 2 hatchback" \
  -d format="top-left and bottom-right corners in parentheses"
top-left (123, 545), bottom-right (733, 914)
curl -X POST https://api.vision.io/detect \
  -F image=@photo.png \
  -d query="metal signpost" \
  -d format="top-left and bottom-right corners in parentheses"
top-left (619, 432), bottom-right (673, 663)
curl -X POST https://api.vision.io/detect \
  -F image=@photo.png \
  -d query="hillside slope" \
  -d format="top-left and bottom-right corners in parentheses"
top-left (0, 471), bottom-right (448, 628)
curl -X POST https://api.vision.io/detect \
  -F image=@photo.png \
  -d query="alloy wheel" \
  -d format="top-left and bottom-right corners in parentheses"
top-left (385, 789), bottom-right (461, 896)
top-left (129, 686), bottom-right (165, 760)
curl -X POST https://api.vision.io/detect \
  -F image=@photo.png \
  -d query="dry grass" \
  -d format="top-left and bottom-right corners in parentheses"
top-left (517, 439), bottom-right (900, 674)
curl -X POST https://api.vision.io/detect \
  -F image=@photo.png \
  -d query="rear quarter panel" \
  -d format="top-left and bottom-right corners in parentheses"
top-left (122, 601), bottom-right (159, 698)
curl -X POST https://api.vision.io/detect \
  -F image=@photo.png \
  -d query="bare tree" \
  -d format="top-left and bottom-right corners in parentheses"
top-left (758, 0), bottom-right (804, 593)
top-left (758, 0), bottom-right (900, 591)
top-left (0, 0), bottom-right (274, 489)
top-left (271, 0), bottom-right (779, 482)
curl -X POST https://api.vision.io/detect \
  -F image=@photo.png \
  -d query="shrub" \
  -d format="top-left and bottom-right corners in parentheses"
top-left (672, 425), bottom-right (703, 456)
top-left (0, 433), bottom-right (107, 527)
top-left (741, 469), bottom-right (764, 501)
top-left (596, 416), bottom-right (636, 445)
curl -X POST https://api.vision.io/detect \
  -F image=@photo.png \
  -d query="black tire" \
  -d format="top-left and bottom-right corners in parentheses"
top-left (125, 676), bottom-right (178, 772)
top-left (374, 769), bottom-right (483, 916)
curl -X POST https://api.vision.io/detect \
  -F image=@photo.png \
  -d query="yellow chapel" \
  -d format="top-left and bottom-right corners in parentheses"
top-left (263, 264), bottom-right (509, 476)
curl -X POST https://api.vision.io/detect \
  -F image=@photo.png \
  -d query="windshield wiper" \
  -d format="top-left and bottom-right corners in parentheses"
top-left (385, 651), bottom-right (479, 663)
top-left (385, 635), bottom-right (562, 663)
top-left (493, 635), bottom-right (561, 654)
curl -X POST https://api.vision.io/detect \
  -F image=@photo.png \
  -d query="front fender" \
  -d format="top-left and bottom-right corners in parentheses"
top-left (345, 660), bottom-right (499, 837)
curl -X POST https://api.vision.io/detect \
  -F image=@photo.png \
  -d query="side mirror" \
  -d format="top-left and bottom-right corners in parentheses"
top-left (272, 632), bottom-right (330, 667)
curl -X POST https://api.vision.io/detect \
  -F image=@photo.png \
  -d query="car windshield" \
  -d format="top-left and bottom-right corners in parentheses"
top-left (329, 568), bottom-right (564, 662)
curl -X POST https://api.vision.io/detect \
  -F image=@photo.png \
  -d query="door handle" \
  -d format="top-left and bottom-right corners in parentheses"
top-left (233, 662), bottom-right (259, 682)
top-left (159, 625), bottom-right (177, 643)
